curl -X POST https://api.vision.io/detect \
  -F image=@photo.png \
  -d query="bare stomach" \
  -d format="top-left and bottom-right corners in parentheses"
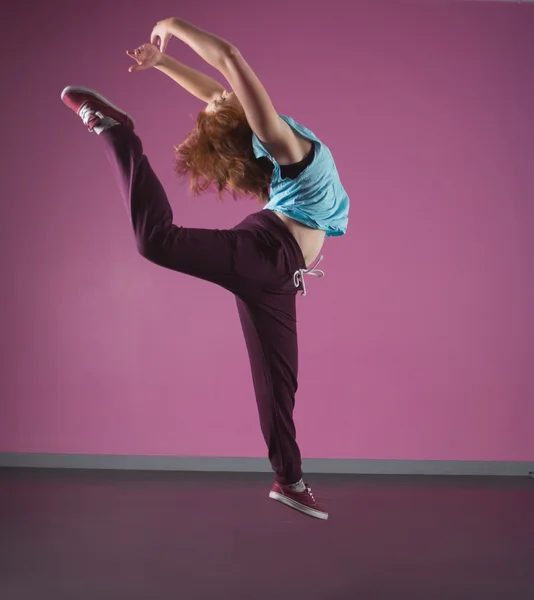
top-left (274, 211), bottom-right (326, 266)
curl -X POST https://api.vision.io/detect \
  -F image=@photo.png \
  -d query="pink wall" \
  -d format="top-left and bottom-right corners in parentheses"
top-left (1, 0), bottom-right (532, 462)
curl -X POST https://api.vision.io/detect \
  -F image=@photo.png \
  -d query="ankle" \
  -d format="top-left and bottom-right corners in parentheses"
top-left (93, 115), bottom-right (120, 135)
top-left (288, 479), bottom-right (306, 492)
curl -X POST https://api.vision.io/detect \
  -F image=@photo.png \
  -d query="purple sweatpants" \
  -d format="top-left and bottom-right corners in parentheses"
top-left (101, 125), bottom-right (307, 485)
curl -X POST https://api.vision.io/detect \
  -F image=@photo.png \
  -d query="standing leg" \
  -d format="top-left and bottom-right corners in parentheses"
top-left (235, 295), bottom-right (303, 486)
top-left (236, 288), bottom-right (329, 520)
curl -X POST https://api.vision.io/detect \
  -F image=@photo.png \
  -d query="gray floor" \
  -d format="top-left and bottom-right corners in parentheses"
top-left (1, 469), bottom-right (533, 600)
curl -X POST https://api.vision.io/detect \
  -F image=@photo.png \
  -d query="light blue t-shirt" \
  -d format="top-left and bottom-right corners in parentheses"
top-left (252, 115), bottom-right (349, 237)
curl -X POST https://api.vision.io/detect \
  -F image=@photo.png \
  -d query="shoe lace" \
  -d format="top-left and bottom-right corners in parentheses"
top-left (306, 485), bottom-right (315, 501)
top-left (79, 103), bottom-right (102, 127)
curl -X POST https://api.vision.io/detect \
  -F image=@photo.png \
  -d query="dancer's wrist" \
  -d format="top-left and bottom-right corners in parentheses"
top-left (155, 52), bottom-right (169, 68)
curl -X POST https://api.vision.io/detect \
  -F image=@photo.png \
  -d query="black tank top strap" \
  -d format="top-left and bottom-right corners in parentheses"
top-left (279, 144), bottom-right (315, 180)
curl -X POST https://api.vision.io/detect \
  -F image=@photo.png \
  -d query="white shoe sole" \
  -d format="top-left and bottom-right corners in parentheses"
top-left (269, 491), bottom-right (329, 520)
top-left (61, 86), bottom-right (135, 126)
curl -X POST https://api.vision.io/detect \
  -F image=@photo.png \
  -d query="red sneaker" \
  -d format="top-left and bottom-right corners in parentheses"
top-left (60, 86), bottom-right (135, 132)
top-left (269, 482), bottom-right (329, 520)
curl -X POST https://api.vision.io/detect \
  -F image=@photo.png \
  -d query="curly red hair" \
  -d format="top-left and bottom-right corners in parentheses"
top-left (174, 104), bottom-right (272, 203)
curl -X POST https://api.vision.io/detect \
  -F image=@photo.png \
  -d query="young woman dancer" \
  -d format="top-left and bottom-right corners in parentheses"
top-left (61, 17), bottom-right (349, 520)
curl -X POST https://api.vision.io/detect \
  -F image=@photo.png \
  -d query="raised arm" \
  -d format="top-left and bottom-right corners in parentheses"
top-left (155, 54), bottom-right (226, 103)
top-left (152, 18), bottom-right (310, 163)
top-left (127, 43), bottom-right (225, 103)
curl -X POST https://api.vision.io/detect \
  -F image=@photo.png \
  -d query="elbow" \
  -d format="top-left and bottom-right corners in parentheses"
top-left (224, 44), bottom-right (240, 59)
top-left (218, 44), bottom-right (240, 69)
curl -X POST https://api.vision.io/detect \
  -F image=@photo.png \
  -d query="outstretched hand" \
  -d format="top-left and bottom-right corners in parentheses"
top-left (126, 43), bottom-right (162, 72)
top-left (150, 18), bottom-right (176, 54)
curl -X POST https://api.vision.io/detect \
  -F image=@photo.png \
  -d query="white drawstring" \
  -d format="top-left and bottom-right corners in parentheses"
top-left (293, 255), bottom-right (325, 296)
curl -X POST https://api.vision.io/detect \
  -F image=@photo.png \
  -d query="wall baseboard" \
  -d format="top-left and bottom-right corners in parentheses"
top-left (0, 453), bottom-right (533, 476)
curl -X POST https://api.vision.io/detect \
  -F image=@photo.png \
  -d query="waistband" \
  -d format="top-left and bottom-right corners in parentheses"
top-left (235, 210), bottom-right (325, 296)
top-left (235, 209), bottom-right (306, 269)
